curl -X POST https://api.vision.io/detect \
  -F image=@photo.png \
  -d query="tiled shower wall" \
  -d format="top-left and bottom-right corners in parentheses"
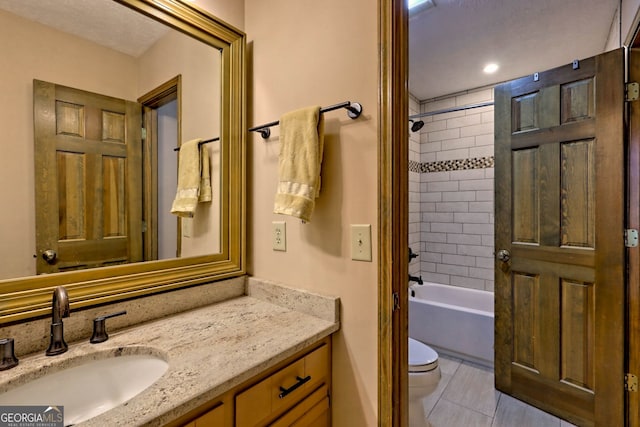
top-left (409, 88), bottom-right (495, 292)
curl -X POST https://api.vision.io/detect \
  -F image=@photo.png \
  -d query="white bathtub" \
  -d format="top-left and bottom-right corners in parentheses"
top-left (409, 282), bottom-right (494, 367)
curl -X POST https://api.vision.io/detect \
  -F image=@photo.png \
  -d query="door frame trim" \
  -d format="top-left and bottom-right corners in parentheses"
top-left (378, 0), bottom-right (408, 425)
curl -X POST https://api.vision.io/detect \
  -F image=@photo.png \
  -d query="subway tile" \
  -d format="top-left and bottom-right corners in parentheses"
top-left (436, 148), bottom-right (471, 161)
top-left (447, 234), bottom-right (482, 245)
top-left (442, 191), bottom-right (477, 202)
top-left (422, 202), bottom-right (436, 212)
top-left (475, 256), bottom-right (494, 268)
top-left (423, 272), bottom-right (451, 284)
top-left (484, 168), bottom-right (494, 178)
top-left (470, 145), bottom-right (495, 158)
top-left (459, 179), bottom-right (493, 191)
top-left (456, 244), bottom-right (493, 257)
top-left (420, 190), bottom-right (442, 203)
top-left (456, 89), bottom-right (493, 106)
top-left (437, 263), bottom-right (469, 276)
top-left (463, 223), bottom-right (494, 235)
top-left (429, 128), bottom-right (461, 142)
top-left (425, 119), bottom-right (448, 133)
top-left (450, 275), bottom-right (486, 289)
top-left (422, 171), bottom-right (451, 182)
top-left (425, 97), bottom-right (457, 112)
top-left (469, 201), bottom-right (493, 213)
top-left (442, 254), bottom-right (476, 267)
top-left (469, 266), bottom-right (494, 280)
top-left (428, 180), bottom-right (459, 192)
top-left (432, 222), bottom-right (464, 233)
top-left (424, 212), bottom-right (454, 222)
top-left (422, 232), bottom-right (448, 243)
top-left (481, 111), bottom-right (494, 123)
top-left (421, 152), bottom-right (437, 163)
top-left (436, 202), bottom-right (470, 213)
top-left (454, 212), bottom-right (490, 223)
top-left (442, 136), bottom-right (477, 150)
top-left (447, 114), bottom-right (482, 129)
top-left (420, 261), bottom-right (437, 273)
top-left (461, 122), bottom-right (494, 138)
top-left (475, 133), bottom-right (494, 148)
top-left (423, 252), bottom-right (443, 263)
top-left (475, 190), bottom-right (494, 202)
top-left (450, 168), bottom-right (486, 180)
top-left (426, 242), bottom-right (458, 255)
top-left (422, 141), bottom-right (443, 153)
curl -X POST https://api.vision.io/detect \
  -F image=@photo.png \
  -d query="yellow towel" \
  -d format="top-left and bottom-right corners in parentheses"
top-left (273, 106), bottom-right (324, 222)
top-left (171, 139), bottom-right (211, 218)
top-left (199, 145), bottom-right (212, 203)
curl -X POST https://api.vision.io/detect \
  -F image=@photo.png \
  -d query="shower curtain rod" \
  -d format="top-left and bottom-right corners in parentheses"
top-left (409, 101), bottom-right (494, 120)
top-left (249, 101), bottom-right (363, 139)
top-left (173, 137), bottom-right (219, 151)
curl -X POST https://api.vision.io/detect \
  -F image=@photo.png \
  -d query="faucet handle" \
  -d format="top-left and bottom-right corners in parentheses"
top-left (0, 338), bottom-right (19, 370)
top-left (90, 310), bottom-right (127, 344)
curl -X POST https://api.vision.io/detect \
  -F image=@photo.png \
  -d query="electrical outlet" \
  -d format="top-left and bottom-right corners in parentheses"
top-left (351, 224), bottom-right (372, 261)
top-left (272, 221), bottom-right (286, 251)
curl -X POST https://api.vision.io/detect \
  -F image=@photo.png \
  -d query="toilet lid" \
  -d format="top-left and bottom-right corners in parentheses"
top-left (408, 338), bottom-right (438, 372)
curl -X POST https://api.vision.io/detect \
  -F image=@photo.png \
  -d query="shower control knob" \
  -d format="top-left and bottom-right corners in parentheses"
top-left (497, 249), bottom-right (511, 263)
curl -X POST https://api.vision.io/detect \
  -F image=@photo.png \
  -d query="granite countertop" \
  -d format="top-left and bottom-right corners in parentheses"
top-left (0, 278), bottom-right (340, 426)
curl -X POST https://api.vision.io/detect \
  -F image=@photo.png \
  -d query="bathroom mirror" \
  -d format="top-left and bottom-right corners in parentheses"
top-left (0, 0), bottom-right (245, 324)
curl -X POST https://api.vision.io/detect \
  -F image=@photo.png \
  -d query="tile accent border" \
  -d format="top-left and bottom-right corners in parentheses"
top-left (409, 156), bottom-right (494, 173)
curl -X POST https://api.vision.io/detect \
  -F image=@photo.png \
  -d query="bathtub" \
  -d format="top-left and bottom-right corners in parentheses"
top-left (409, 282), bottom-right (494, 367)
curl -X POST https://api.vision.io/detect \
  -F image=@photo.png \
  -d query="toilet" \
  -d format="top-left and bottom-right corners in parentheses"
top-left (408, 337), bottom-right (441, 427)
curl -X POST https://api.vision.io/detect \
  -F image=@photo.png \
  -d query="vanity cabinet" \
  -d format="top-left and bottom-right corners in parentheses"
top-left (172, 337), bottom-right (331, 427)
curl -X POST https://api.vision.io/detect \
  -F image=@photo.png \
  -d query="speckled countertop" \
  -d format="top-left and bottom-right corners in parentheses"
top-left (0, 277), bottom-right (340, 426)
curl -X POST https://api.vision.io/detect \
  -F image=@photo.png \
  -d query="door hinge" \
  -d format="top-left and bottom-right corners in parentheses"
top-left (625, 229), bottom-right (639, 247)
top-left (392, 292), bottom-right (400, 311)
top-left (626, 373), bottom-right (638, 392)
top-left (141, 127), bottom-right (147, 140)
top-left (626, 82), bottom-right (639, 101)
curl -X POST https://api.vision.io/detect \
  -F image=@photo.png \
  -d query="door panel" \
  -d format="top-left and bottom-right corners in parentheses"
top-left (495, 49), bottom-right (625, 426)
top-left (34, 80), bottom-right (142, 273)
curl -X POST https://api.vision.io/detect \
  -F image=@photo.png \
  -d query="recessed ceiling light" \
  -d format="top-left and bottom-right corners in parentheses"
top-left (483, 63), bottom-right (499, 74)
top-left (409, 0), bottom-right (435, 13)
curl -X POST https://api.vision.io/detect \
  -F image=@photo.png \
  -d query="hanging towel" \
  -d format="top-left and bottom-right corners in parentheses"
top-left (199, 144), bottom-right (212, 203)
top-left (273, 105), bottom-right (324, 222)
top-left (171, 138), bottom-right (210, 218)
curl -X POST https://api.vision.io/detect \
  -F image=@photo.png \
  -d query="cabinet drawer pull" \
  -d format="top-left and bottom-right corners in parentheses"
top-left (278, 375), bottom-right (311, 399)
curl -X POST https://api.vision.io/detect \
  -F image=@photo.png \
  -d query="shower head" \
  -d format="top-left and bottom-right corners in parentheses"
top-left (409, 119), bottom-right (424, 132)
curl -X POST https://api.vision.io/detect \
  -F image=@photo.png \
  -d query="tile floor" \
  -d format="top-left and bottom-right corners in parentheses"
top-left (419, 355), bottom-right (579, 427)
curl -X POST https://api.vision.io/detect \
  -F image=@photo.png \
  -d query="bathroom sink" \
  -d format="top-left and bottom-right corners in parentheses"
top-left (0, 353), bottom-right (168, 426)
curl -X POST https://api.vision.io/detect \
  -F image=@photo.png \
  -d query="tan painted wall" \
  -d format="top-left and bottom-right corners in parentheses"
top-left (138, 30), bottom-right (222, 256)
top-left (244, 1), bottom-right (379, 425)
top-left (0, 9), bottom-right (138, 280)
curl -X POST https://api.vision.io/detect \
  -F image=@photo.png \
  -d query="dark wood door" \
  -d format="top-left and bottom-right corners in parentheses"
top-left (494, 49), bottom-right (625, 426)
top-left (34, 80), bottom-right (142, 273)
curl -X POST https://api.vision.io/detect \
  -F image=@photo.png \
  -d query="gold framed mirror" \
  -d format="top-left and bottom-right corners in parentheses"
top-left (0, 0), bottom-right (245, 324)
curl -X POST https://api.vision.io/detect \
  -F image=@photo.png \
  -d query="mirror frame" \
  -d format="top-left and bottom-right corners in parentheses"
top-left (0, 0), bottom-right (246, 324)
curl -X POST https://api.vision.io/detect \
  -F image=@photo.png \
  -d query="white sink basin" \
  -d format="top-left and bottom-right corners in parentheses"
top-left (0, 353), bottom-right (168, 426)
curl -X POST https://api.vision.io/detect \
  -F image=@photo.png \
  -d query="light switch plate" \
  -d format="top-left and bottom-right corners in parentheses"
top-left (272, 221), bottom-right (286, 251)
top-left (351, 224), bottom-right (372, 261)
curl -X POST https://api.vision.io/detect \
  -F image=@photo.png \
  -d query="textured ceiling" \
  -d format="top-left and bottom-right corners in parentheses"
top-left (0, 0), bottom-right (169, 57)
top-left (409, 0), bottom-right (620, 100)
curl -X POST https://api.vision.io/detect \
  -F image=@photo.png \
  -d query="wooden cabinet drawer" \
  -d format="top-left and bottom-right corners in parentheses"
top-left (235, 343), bottom-right (329, 427)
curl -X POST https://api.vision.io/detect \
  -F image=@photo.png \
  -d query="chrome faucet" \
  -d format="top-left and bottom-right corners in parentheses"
top-left (46, 286), bottom-right (70, 356)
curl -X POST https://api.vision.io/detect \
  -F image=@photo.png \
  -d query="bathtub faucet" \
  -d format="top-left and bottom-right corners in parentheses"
top-left (409, 274), bottom-right (423, 285)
